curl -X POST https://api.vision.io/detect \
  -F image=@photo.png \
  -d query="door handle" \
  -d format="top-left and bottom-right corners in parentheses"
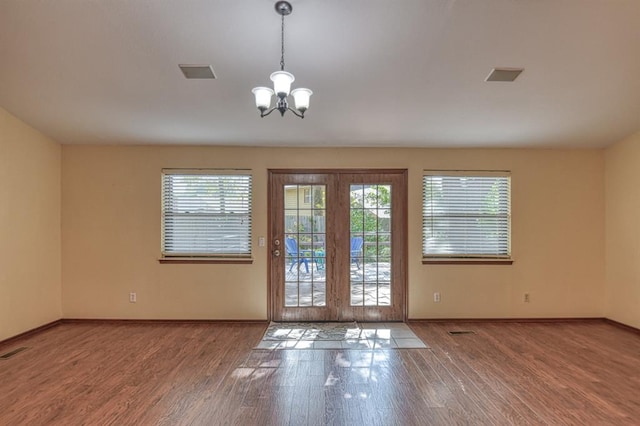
top-left (273, 249), bottom-right (281, 257)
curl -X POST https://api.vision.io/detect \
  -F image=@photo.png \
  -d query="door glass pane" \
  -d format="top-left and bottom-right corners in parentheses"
top-left (350, 184), bottom-right (391, 306)
top-left (284, 185), bottom-right (326, 307)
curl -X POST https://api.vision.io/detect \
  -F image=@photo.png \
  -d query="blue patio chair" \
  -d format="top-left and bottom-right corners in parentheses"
top-left (350, 236), bottom-right (364, 269)
top-left (285, 237), bottom-right (311, 273)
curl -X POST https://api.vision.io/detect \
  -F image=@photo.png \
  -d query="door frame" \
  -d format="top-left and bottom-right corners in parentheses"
top-left (267, 169), bottom-right (408, 322)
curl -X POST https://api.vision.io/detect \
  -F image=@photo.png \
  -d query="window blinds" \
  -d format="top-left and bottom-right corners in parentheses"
top-left (162, 171), bottom-right (252, 257)
top-left (422, 172), bottom-right (511, 258)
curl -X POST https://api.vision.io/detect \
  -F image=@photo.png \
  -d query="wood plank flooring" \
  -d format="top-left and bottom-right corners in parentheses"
top-left (0, 321), bottom-right (639, 425)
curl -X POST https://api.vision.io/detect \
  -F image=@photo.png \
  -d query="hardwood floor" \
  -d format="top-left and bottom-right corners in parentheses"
top-left (1, 321), bottom-right (639, 425)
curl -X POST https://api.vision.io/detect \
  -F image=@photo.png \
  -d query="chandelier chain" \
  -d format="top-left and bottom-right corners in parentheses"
top-left (280, 13), bottom-right (285, 71)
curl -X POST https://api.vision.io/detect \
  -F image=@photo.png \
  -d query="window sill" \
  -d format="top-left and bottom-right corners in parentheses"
top-left (422, 258), bottom-right (513, 265)
top-left (158, 257), bottom-right (253, 264)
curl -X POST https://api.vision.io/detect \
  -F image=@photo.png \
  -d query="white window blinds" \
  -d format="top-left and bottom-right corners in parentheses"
top-left (422, 172), bottom-right (511, 258)
top-left (162, 170), bottom-right (252, 257)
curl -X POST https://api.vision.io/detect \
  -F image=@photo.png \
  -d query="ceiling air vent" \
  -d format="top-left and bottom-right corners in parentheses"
top-left (179, 64), bottom-right (217, 79)
top-left (485, 68), bottom-right (524, 82)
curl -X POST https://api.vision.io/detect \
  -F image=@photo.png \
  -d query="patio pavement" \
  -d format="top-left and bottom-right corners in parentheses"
top-left (284, 262), bottom-right (391, 307)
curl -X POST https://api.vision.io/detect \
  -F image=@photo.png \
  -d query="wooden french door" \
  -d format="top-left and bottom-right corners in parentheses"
top-left (268, 170), bottom-right (407, 322)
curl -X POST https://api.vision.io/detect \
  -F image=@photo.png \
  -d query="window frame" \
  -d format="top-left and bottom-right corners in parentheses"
top-left (160, 168), bottom-right (253, 264)
top-left (422, 170), bottom-right (512, 265)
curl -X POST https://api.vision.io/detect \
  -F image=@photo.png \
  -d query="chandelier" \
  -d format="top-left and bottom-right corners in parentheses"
top-left (252, 1), bottom-right (312, 118)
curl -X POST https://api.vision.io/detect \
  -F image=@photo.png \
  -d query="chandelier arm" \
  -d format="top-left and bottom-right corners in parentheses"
top-left (287, 107), bottom-right (305, 119)
top-left (260, 107), bottom-right (278, 118)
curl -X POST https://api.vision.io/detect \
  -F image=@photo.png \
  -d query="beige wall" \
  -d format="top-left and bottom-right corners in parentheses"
top-left (0, 109), bottom-right (630, 330)
top-left (61, 145), bottom-right (605, 320)
top-left (605, 131), bottom-right (640, 329)
top-left (0, 108), bottom-right (62, 340)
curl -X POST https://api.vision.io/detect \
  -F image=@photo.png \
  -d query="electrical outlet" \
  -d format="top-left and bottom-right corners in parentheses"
top-left (434, 292), bottom-right (441, 303)
top-left (129, 292), bottom-right (137, 303)
top-left (524, 293), bottom-right (530, 303)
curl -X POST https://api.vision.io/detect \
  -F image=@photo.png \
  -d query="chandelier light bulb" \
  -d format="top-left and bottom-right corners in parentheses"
top-left (252, 87), bottom-right (274, 110)
top-left (291, 88), bottom-right (312, 111)
top-left (270, 71), bottom-right (295, 98)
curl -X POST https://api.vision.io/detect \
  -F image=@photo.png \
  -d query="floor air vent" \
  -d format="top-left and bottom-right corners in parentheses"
top-left (0, 347), bottom-right (29, 360)
top-left (448, 331), bottom-right (475, 335)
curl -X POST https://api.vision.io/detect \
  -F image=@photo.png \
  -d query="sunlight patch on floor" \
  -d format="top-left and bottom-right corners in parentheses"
top-left (255, 322), bottom-right (429, 350)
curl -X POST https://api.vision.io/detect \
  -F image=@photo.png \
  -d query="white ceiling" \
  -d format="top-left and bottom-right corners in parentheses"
top-left (1, 0), bottom-right (638, 148)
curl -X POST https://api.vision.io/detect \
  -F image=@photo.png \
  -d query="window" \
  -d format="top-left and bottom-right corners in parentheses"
top-left (161, 169), bottom-right (252, 258)
top-left (422, 171), bottom-right (511, 260)
top-left (303, 188), bottom-right (311, 204)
